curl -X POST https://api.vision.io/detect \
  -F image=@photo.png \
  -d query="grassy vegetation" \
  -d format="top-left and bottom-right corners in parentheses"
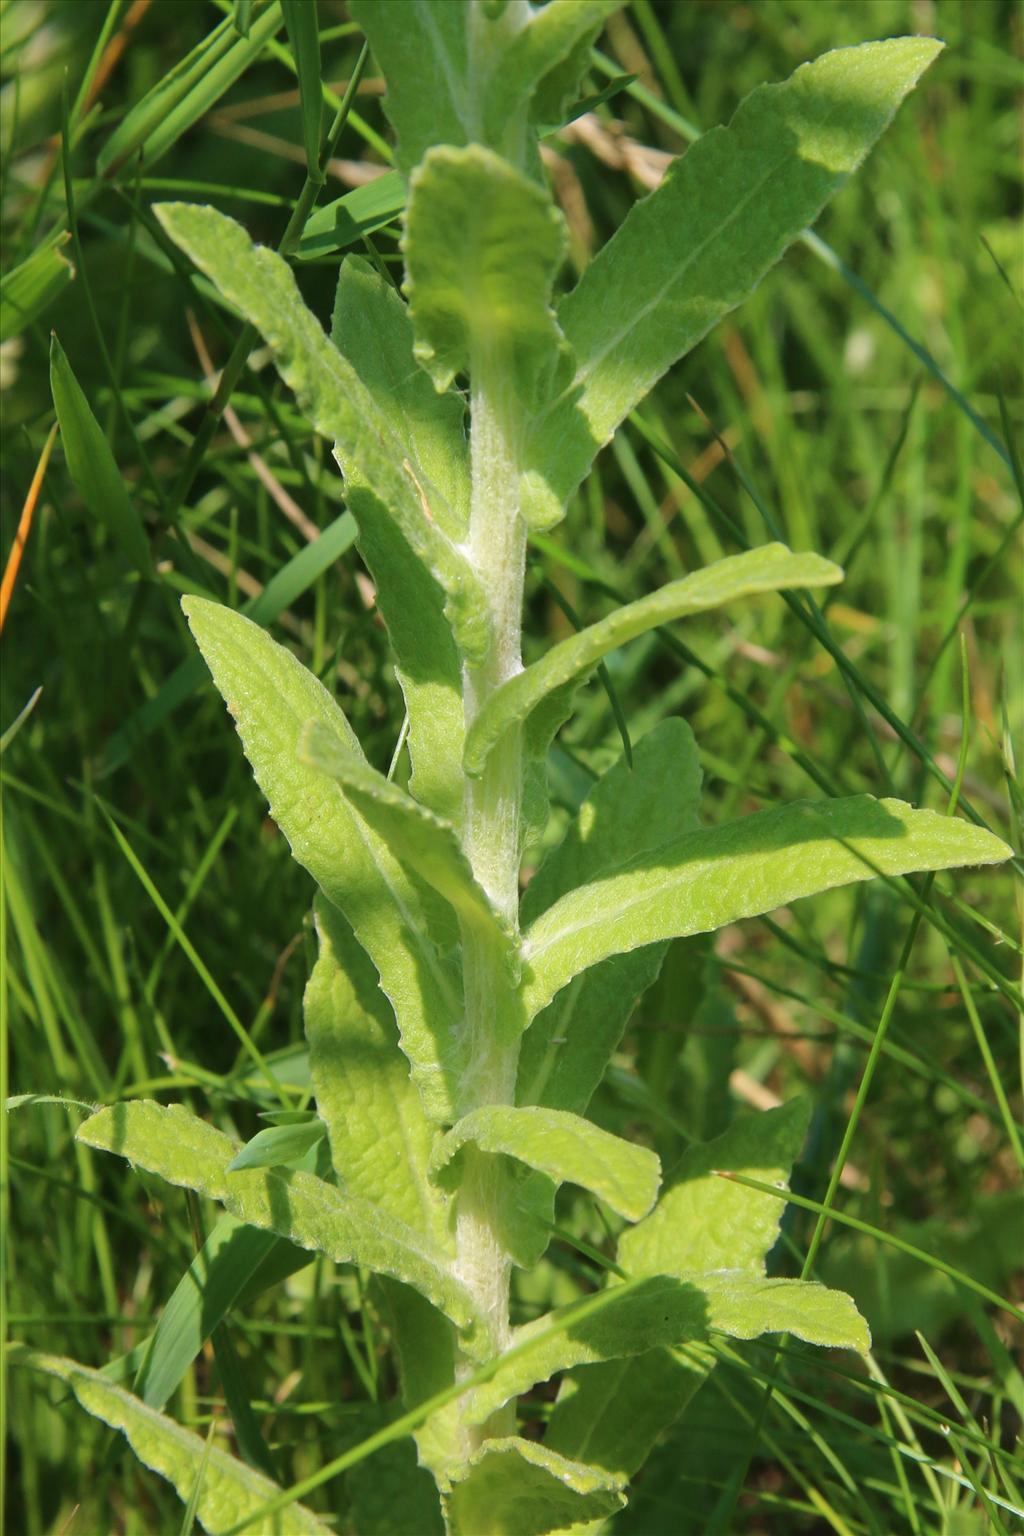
top-left (2, 2), bottom-right (1021, 1532)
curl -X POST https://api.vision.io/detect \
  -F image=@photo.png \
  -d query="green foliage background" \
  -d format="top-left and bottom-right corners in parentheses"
top-left (2, 1), bottom-right (1021, 1531)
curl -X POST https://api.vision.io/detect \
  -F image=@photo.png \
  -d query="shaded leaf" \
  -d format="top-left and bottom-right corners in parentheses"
top-left (77, 1100), bottom-right (480, 1340)
top-left (0, 234), bottom-right (74, 341)
top-left (183, 597), bottom-right (466, 1122)
top-left (523, 38), bottom-right (944, 526)
top-left (304, 897), bottom-right (450, 1248)
top-left (50, 334), bottom-right (152, 577)
top-left (522, 797), bottom-right (1011, 1023)
top-left (445, 1436), bottom-right (624, 1536)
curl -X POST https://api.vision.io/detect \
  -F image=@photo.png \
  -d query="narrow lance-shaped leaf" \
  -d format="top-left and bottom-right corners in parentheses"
top-left (128, 1214), bottom-right (311, 1411)
top-left (0, 233), bottom-right (74, 342)
top-left (404, 144), bottom-right (569, 410)
top-left (331, 255), bottom-right (467, 824)
top-left (226, 1119), bottom-right (326, 1171)
top-left (460, 1271), bottom-right (867, 1430)
top-left (97, 5), bottom-right (285, 178)
top-left (304, 897), bottom-right (451, 1249)
top-left (301, 720), bottom-right (514, 966)
top-left (156, 203), bottom-right (488, 659)
top-left (183, 596), bottom-right (467, 1123)
top-left (10, 1347), bottom-right (333, 1536)
top-left (281, 0), bottom-right (324, 181)
top-left (50, 335), bottom-right (153, 578)
top-left (518, 719), bottom-right (703, 1117)
top-left (523, 798), bottom-right (1011, 1023)
top-left (545, 1100), bottom-right (814, 1478)
top-left (433, 1105), bottom-right (661, 1223)
top-left (298, 173), bottom-right (406, 259)
top-left (350, 0), bottom-right (622, 175)
top-left (77, 1101), bottom-right (481, 1342)
top-left (522, 38), bottom-right (944, 527)
top-left (465, 545), bottom-right (842, 778)
top-left (444, 1437), bottom-right (625, 1536)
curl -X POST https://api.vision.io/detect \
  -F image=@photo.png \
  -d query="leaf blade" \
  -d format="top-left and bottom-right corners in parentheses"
top-left (50, 334), bottom-right (153, 578)
top-left (434, 1106), bottom-right (661, 1222)
top-left (465, 546), bottom-right (842, 777)
top-left (183, 596), bottom-right (466, 1121)
top-left (10, 1346), bottom-right (333, 1536)
top-left (523, 797), bottom-right (1011, 1023)
top-left (76, 1101), bottom-right (479, 1338)
top-left (405, 144), bottom-right (568, 409)
top-left (156, 203), bottom-right (486, 658)
top-left (524, 37), bottom-right (945, 525)
top-left (444, 1436), bottom-right (624, 1536)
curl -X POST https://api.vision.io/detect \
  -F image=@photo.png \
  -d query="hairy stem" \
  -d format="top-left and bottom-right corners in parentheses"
top-left (453, 358), bottom-right (527, 1438)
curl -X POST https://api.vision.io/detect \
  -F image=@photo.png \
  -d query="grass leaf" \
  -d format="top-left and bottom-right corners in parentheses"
top-left (49, 334), bottom-right (152, 578)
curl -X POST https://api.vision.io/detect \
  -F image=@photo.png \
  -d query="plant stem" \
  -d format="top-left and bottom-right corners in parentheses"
top-left (453, 358), bottom-right (527, 1433)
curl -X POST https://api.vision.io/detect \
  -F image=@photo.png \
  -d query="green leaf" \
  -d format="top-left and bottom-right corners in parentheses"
top-left (522, 796), bottom-right (1011, 1024)
top-left (300, 721), bottom-right (513, 966)
top-left (77, 1101), bottom-right (480, 1339)
top-left (281, 0), bottom-right (323, 180)
top-left (518, 720), bottom-right (702, 1115)
top-left (458, 1275), bottom-right (717, 1429)
top-left (544, 1348), bottom-right (711, 1482)
top-left (699, 1273), bottom-right (870, 1351)
top-left (130, 1214), bottom-right (310, 1410)
top-left (523, 37), bottom-right (945, 526)
top-left (97, 5), bottom-right (284, 178)
top-left (404, 145), bottom-right (569, 409)
top-left (349, 0), bottom-right (621, 175)
top-left (444, 1437), bottom-right (625, 1536)
top-left (50, 334), bottom-right (153, 578)
top-left (347, 1428), bottom-right (445, 1535)
top-left (297, 171), bottom-right (406, 258)
top-left (304, 897), bottom-right (451, 1249)
top-left (0, 233), bottom-right (74, 341)
top-left (156, 203), bottom-right (487, 659)
top-left (183, 596), bottom-right (466, 1122)
top-left (465, 546), bottom-right (842, 778)
top-left (620, 1098), bottom-right (811, 1279)
top-left (332, 254), bottom-right (470, 530)
top-left (462, 1271), bottom-right (866, 1429)
top-left (226, 1119), bottom-right (327, 1171)
top-left (9, 1346), bottom-right (333, 1535)
top-left (434, 1106), bottom-right (660, 1222)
